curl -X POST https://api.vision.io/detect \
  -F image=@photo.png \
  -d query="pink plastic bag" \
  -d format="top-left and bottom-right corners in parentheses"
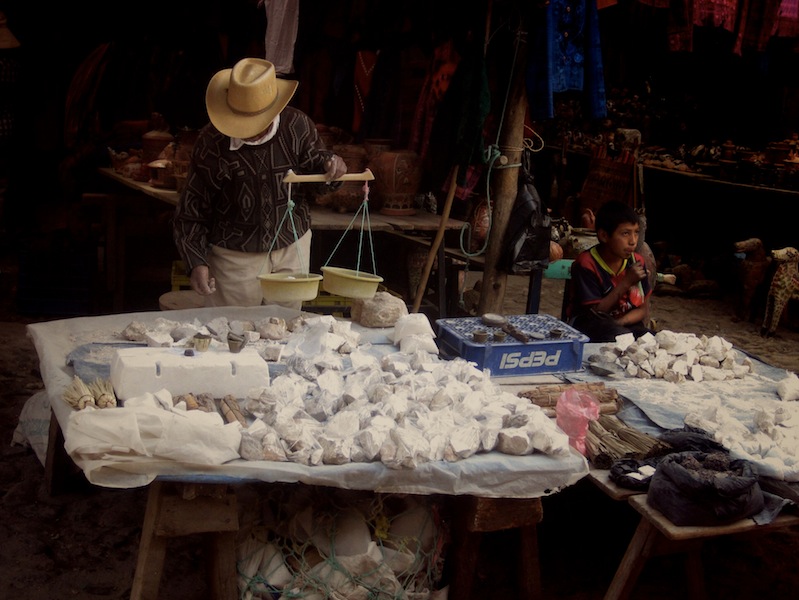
top-left (555, 388), bottom-right (600, 455)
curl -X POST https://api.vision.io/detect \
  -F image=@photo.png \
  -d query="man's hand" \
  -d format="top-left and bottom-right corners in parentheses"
top-left (190, 265), bottom-right (216, 296)
top-left (324, 154), bottom-right (348, 181)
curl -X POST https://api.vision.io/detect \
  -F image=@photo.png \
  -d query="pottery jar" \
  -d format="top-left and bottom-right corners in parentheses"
top-left (369, 149), bottom-right (422, 216)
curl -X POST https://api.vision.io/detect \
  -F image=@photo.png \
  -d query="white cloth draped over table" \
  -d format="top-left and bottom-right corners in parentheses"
top-left (28, 305), bottom-right (589, 492)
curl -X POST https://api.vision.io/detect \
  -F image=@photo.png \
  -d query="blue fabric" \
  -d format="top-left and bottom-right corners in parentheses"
top-left (526, 0), bottom-right (607, 120)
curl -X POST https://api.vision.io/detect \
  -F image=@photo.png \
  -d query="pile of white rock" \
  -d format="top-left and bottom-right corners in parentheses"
top-left (240, 347), bottom-right (572, 468)
top-left (120, 313), bottom-right (573, 468)
top-left (588, 330), bottom-right (755, 383)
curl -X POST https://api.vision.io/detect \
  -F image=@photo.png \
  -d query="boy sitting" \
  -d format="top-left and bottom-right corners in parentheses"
top-left (566, 200), bottom-right (653, 342)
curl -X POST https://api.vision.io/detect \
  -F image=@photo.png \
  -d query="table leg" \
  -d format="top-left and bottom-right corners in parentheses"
top-left (130, 481), bottom-right (239, 600)
top-left (131, 482), bottom-right (168, 600)
top-left (447, 528), bottom-right (481, 600)
top-left (209, 531), bottom-right (239, 600)
top-left (604, 517), bottom-right (659, 600)
top-left (518, 523), bottom-right (542, 600)
top-left (44, 409), bottom-right (85, 496)
top-left (437, 242), bottom-right (447, 317)
top-left (526, 268), bottom-right (543, 314)
top-left (448, 496), bottom-right (543, 600)
top-left (683, 541), bottom-right (707, 600)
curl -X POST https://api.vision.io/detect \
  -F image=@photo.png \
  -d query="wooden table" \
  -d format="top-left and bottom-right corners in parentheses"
top-left (29, 306), bottom-right (590, 600)
top-left (640, 163), bottom-right (799, 256)
top-left (587, 464), bottom-right (799, 599)
top-left (95, 168), bottom-right (467, 316)
top-left (604, 494), bottom-right (799, 600)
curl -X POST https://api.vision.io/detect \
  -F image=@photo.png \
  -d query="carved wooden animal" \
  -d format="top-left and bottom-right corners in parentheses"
top-left (635, 211), bottom-right (658, 293)
top-left (761, 246), bottom-right (799, 337)
top-left (733, 237), bottom-right (771, 322)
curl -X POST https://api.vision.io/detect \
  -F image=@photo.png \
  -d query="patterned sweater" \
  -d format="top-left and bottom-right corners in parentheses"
top-left (173, 107), bottom-right (333, 272)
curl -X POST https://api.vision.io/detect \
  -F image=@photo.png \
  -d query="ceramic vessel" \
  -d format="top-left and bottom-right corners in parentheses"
top-left (369, 149), bottom-right (422, 216)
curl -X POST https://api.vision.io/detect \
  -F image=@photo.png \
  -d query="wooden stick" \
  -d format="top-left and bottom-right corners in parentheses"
top-left (412, 165), bottom-right (459, 313)
top-left (518, 382), bottom-right (618, 408)
top-left (283, 168), bottom-right (374, 183)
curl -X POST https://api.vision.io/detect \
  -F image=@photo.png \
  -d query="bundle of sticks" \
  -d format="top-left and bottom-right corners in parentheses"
top-left (516, 382), bottom-right (621, 417)
top-left (585, 414), bottom-right (671, 469)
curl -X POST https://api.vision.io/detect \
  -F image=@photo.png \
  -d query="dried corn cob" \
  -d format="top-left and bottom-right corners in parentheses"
top-left (88, 378), bottom-right (117, 408)
top-left (174, 393), bottom-right (200, 410)
top-left (63, 375), bottom-right (96, 410)
top-left (220, 395), bottom-right (247, 427)
top-left (196, 392), bottom-right (218, 413)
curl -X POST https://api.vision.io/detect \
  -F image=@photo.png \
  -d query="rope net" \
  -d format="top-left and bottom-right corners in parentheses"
top-left (236, 484), bottom-right (449, 599)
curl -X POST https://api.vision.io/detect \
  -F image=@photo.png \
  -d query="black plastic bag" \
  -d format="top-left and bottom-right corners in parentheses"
top-left (500, 149), bottom-right (551, 274)
top-left (609, 456), bottom-right (665, 491)
top-left (647, 451), bottom-right (764, 526)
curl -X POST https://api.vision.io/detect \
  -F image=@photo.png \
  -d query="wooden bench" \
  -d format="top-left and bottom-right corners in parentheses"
top-left (604, 493), bottom-right (799, 600)
top-left (131, 481), bottom-right (239, 600)
top-left (127, 481), bottom-right (545, 600)
top-left (448, 496), bottom-right (544, 600)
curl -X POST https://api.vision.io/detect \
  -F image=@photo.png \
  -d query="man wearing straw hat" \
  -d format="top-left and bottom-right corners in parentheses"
top-left (173, 58), bottom-right (346, 307)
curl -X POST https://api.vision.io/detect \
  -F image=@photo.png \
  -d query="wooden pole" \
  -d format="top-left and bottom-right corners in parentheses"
top-left (477, 28), bottom-right (528, 315)
top-left (411, 0), bottom-right (493, 316)
top-left (411, 165), bottom-right (459, 314)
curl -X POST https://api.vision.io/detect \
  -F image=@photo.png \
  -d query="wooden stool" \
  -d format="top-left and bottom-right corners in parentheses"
top-left (159, 289), bottom-right (205, 310)
top-left (605, 493), bottom-right (799, 600)
top-left (448, 496), bottom-right (543, 600)
top-left (131, 481), bottom-right (239, 600)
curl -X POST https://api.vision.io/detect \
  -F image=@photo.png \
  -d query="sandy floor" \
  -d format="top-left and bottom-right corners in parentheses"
top-left (1, 267), bottom-right (798, 599)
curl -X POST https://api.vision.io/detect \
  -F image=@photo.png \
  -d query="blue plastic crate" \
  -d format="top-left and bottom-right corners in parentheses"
top-left (435, 313), bottom-right (588, 377)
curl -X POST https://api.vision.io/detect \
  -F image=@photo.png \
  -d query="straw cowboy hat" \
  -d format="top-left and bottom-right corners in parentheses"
top-left (205, 58), bottom-right (298, 139)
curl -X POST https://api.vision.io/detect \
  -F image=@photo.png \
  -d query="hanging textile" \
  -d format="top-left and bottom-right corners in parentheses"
top-left (353, 49), bottom-right (378, 135)
top-left (526, 0), bottom-right (607, 121)
top-left (261, 0), bottom-right (300, 75)
top-left (425, 39), bottom-right (491, 201)
top-left (667, 0), bottom-right (799, 55)
top-left (409, 40), bottom-right (461, 164)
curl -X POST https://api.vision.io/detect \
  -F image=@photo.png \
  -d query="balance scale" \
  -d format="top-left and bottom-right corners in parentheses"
top-left (258, 168), bottom-right (384, 302)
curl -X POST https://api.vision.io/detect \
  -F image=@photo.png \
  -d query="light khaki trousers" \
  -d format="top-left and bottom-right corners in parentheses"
top-left (206, 230), bottom-right (312, 309)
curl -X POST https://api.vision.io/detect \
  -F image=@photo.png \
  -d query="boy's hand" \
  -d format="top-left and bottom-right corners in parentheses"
top-left (625, 260), bottom-right (647, 285)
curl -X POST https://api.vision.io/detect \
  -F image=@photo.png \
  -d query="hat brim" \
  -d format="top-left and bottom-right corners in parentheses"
top-left (205, 69), bottom-right (298, 139)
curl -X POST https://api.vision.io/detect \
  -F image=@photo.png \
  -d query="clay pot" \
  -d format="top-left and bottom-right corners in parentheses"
top-left (369, 149), bottom-right (422, 216)
top-left (316, 124), bottom-right (349, 149)
top-left (765, 142), bottom-right (791, 165)
top-left (364, 138), bottom-right (393, 158)
top-left (148, 159), bottom-right (176, 189)
top-left (142, 129), bottom-right (175, 164)
top-left (549, 240), bottom-right (564, 262)
top-left (468, 200), bottom-right (491, 252)
top-left (173, 128), bottom-right (199, 179)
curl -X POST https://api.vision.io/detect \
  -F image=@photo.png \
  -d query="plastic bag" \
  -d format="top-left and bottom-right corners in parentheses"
top-left (647, 451), bottom-right (765, 526)
top-left (555, 388), bottom-right (599, 455)
top-left (500, 148), bottom-right (551, 274)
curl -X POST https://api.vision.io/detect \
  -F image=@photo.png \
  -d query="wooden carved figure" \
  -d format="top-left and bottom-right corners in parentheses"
top-left (733, 237), bottom-right (771, 322)
top-left (761, 246), bottom-right (799, 337)
top-left (635, 210), bottom-right (658, 293)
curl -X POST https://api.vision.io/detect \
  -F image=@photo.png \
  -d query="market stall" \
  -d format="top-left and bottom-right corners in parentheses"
top-left (26, 304), bottom-right (589, 598)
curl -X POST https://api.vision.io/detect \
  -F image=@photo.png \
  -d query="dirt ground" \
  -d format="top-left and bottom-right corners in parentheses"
top-left (1, 258), bottom-right (798, 599)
